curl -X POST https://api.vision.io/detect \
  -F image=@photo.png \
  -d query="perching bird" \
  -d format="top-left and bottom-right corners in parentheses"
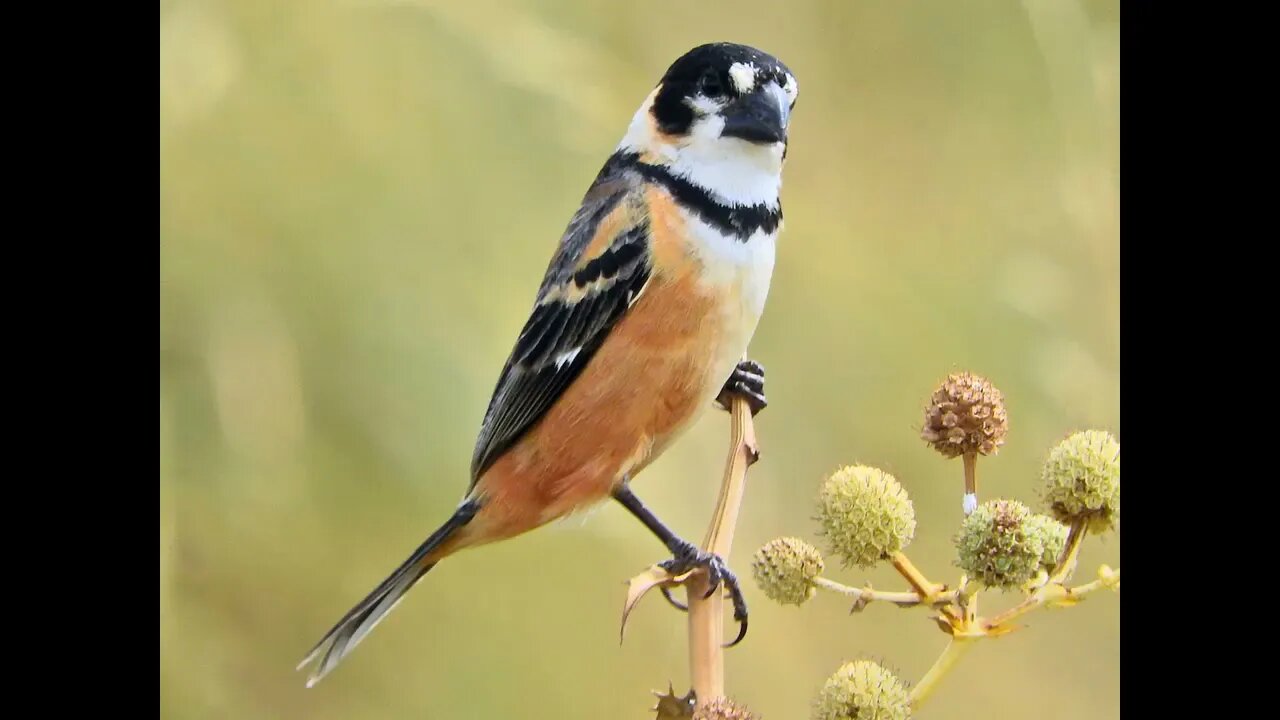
top-left (298, 42), bottom-right (798, 687)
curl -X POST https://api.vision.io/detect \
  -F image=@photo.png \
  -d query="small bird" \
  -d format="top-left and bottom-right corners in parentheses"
top-left (298, 42), bottom-right (798, 687)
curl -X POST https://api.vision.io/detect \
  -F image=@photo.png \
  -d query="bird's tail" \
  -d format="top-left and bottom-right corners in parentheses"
top-left (296, 499), bottom-right (480, 687)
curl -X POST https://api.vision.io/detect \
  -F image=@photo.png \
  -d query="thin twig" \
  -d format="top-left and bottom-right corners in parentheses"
top-left (1047, 519), bottom-right (1089, 585)
top-left (981, 567), bottom-right (1118, 633)
top-left (983, 527), bottom-right (1108, 636)
top-left (961, 453), bottom-right (978, 621)
top-left (962, 451), bottom-right (978, 515)
top-left (813, 577), bottom-right (958, 608)
top-left (889, 552), bottom-right (937, 600)
top-left (890, 552), bottom-right (959, 623)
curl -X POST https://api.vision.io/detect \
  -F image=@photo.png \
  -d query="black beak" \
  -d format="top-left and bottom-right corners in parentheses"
top-left (720, 89), bottom-right (787, 144)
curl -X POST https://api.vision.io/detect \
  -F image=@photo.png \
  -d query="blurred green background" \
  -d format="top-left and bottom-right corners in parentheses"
top-left (159, 0), bottom-right (1119, 717)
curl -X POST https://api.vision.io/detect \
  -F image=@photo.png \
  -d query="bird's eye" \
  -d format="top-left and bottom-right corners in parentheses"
top-left (698, 69), bottom-right (725, 98)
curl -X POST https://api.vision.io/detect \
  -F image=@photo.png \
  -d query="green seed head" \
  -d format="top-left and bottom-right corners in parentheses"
top-left (817, 465), bottom-right (916, 568)
top-left (1041, 430), bottom-right (1120, 533)
top-left (1025, 513), bottom-right (1070, 572)
top-left (813, 660), bottom-right (912, 720)
top-left (752, 537), bottom-right (824, 606)
top-left (956, 499), bottom-right (1059, 589)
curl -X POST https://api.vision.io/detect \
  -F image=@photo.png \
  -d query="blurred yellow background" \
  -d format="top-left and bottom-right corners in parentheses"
top-left (159, 0), bottom-right (1119, 717)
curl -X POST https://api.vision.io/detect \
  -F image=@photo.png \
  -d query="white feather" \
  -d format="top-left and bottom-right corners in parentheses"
top-left (683, 212), bottom-right (779, 409)
top-left (782, 72), bottom-right (799, 102)
top-left (665, 123), bottom-right (784, 208)
top-left (729, 62), bottom-right (757, 93)
top-left (554, 347), bottom-right (581, 370)
top-left (685, 218), bottom-right (777, 321)
top-left (617, 90), bottom-right (785, 209)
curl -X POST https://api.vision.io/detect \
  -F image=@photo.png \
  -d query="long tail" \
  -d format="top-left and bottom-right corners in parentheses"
top-left (297, 499), bottom-right (480, 687)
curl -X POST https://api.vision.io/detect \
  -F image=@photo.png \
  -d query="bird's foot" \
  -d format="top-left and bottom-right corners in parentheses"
top-left (656, 538), bottom-right (749, 647)
top-left (716, 359), bottom-right (766, 416)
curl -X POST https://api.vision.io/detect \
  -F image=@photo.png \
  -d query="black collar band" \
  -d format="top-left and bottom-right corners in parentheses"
top-left (609, 152), bottom-right (781, 242)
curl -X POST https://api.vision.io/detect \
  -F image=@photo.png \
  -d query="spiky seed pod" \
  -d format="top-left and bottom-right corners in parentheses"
top-left (693, 697), bottom-right (759, 720)
top-left (813, 660), bottom-right (911, 720)
top-left (752, 537), bottom-right (824, 606)
top-left (1025, 513), bottom-right (1070, 571)
top-left (817, 465), bottom-right (916, 568)
top-left (1041, 430), bottom-right (1120, 533)
top-left (921, 372), bottom-right (1009, 458)
top-left (652, 684), bottom-right (696, 719)
top-left (955, 499), bottom-right (1063, 589)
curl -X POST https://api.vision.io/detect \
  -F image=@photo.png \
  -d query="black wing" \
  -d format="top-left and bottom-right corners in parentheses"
top-left (470, 163), bottom-right (651, 482)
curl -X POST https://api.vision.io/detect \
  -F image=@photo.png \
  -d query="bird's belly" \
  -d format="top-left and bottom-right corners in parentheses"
top-left (466, 200), bottom-right (775, 544)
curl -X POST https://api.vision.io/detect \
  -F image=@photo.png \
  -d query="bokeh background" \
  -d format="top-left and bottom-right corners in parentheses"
top-left (159, 0), bottom-right (1119, 717)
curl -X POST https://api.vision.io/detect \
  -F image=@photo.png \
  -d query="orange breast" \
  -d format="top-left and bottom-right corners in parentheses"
top-left (461, 188), bottom-right (725, 547)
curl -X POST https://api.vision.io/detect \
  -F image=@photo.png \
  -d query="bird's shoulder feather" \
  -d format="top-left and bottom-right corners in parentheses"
top-left (469, 156), bottom-right (655, 482)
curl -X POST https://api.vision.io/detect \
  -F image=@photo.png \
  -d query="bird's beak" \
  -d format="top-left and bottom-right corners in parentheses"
top-left (720, 84), bottom-right (789, 145)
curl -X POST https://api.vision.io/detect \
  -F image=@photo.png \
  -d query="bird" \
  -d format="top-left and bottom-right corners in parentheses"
top-left (297, 42), bottom-right (798, 687)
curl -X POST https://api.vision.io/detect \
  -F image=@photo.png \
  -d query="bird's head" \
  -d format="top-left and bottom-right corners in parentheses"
top-left (619, 43), bottom-right (798, 207)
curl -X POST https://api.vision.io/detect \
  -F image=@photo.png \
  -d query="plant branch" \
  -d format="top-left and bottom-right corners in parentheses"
top-left (889, 551), bottom-right (960, 624)
top-left (687, 354), bottom-right (759, 707)
top-left (813, 577), bottom-right (958, 608)
top-left (909, 637), bottom-right (976, 711)
top-left (961, 453), bottom-right (978, 622)
top-left (1048, 518), bottom-right (1089, 585)
top-left (984, 564), bottom-right (1117, 633)
top-left (889, 552), bottom-right (939, 600)
top-left (907, 559), bottom-right (1118, 711)
top-left (962, 451), bottom-right (978, 513)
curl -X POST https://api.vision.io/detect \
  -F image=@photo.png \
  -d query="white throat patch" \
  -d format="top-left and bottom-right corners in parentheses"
top-left (616, 89), bottom-right (784, 209)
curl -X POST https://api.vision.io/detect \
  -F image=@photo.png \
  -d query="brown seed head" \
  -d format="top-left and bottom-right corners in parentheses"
top-left (693, 697), bottom-right (759, 720)
top-left (921, 371), bottom-right (1008, 458)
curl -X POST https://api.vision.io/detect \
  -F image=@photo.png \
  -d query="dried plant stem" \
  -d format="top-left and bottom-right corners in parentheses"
top-left (889, 552), bottom-right (936, 599)
top-left (1048, 518), bottom-right (1088, 585)
top-left (813, 577), bottom-right (958, 607)
top-left (985, 567), bottom-right (1119, 633)
top-left (688, 354), bottom-right (759, 707)
top-left (890, 551), bottom-right (960, 625)
top-left (687, 573), bottom-right (724, 702)
top-left (961, 453), bottom-right (979, 622)
top-left (962, 451), bottom-right (977, 502)
top-left (909, 637), bottom-right (976, 711)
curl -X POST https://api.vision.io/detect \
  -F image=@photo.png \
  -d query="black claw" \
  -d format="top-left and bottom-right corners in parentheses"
top-left (725, 616), bottom-right (748, 648)
top-left (615, 487), bottom-right (749, 647)
top-left (717, 360), bottom-right (768, 416)
top-left (656, 541), bottom-right (750, 647)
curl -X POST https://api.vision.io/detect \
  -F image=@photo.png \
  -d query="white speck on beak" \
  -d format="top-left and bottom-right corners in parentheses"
top-left (728, 62), bottom-right (756, 94)
top-left (962, 493), bottom-right (978, 515)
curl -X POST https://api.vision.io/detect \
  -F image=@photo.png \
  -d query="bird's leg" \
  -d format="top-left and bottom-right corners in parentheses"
top-left (613, 483), bottom-right (749, 646)
top-left (716, 359), bottom-right (767, 416)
